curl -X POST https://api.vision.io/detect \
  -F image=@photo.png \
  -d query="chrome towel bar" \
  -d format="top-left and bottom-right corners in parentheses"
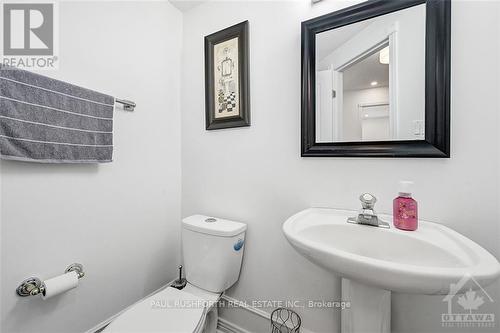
top-left (115, 98), bottom-right (136, 111)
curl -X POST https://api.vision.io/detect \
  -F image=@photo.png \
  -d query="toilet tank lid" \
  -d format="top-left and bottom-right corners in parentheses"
top-left (182, 215), bottom-right (247, 237)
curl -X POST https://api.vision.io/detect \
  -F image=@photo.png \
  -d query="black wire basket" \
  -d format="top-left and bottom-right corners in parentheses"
top-left (270, 308), bottom-right (301, 333)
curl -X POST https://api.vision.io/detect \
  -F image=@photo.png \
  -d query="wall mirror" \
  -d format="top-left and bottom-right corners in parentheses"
top-left (301, 0), bottom-right (450, 157)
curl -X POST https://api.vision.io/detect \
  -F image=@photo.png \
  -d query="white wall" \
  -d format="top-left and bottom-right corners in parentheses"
top-left (0, 1), bottom-right (182, 332)
top-left (181, 1), bottom-right (500, 333)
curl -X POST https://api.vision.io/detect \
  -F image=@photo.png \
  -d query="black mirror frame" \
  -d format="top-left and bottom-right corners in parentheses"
top-left (301, 0), bottom-right (450, 158)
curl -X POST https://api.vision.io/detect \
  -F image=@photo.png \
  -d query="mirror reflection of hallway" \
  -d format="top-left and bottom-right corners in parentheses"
top-left (315, 3), bottom-right (426, 143)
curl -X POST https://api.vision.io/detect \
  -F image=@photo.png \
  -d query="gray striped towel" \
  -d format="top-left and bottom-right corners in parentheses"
top-left (0, 65), bottom-right (114, 163)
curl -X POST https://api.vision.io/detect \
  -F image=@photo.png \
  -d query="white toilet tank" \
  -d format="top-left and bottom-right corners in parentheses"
top-left (182, 215), bottom-right (247, 293)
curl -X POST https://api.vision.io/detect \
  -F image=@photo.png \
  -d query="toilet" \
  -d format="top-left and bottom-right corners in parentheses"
top-left (104, 215), bottom-right (247, 333)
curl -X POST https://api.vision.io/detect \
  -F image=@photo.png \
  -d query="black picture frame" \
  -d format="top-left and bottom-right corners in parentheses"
top-left (205, 21), bottom-right (250, 130)
top-left (301, 0), bottom-right (450, 157)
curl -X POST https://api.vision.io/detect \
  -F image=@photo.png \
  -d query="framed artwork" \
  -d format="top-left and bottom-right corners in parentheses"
top-left (205, 21), bottom-right (250, 130)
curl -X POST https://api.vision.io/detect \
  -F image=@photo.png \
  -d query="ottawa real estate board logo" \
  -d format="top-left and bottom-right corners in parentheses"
top-left (441, 275), bottom-right (496, 329)
top-left (1, 1), bottom-right (58, 69)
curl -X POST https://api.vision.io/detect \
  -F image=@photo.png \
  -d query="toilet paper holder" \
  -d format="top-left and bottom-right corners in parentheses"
top-left (16, 263), bottom-right (85, 297)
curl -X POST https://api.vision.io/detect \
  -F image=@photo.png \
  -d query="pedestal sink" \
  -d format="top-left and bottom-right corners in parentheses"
top-left (283, 208), bottom-right (500, 333)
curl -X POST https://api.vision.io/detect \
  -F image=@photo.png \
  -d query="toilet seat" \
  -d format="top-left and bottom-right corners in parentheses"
top-left (104, 284), bottom-right (220, 333)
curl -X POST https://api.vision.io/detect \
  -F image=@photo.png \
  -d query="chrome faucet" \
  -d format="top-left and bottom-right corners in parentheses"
top-left (347, 193), bottom-right (390, 228)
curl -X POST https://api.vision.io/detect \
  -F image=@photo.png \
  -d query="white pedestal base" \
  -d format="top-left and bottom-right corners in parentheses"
top-left (341, 279), bottom-right (391, 333)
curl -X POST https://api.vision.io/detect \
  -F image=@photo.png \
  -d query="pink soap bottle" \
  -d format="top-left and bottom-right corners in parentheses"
top-left (393, 181), bottom-right (418, 231)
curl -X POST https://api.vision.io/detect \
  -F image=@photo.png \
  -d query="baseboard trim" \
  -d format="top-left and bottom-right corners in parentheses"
top-left (220, 294), bottom-right (271, 320)
top-left (85, 279), bottom-right (176, 333)
top-left (217, 317), bottom-right (254, 333)
top-left (218, 294), bottom-right (315, 333)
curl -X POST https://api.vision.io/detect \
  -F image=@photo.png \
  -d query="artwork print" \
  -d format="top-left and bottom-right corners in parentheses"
top-left (214, 37), bottom-right (239, 118)
top-left (205, 21), bottom-right (250, 130)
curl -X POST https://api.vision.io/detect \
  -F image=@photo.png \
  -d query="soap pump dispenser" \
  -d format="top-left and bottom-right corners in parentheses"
top-left (393, 181), bottom-right (418, 231)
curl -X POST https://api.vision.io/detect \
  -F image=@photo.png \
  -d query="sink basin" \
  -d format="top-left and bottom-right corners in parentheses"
top-left (284, 208), bottom-right (500, 333)
top-left (283, 208), bottom-right (500, 295)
